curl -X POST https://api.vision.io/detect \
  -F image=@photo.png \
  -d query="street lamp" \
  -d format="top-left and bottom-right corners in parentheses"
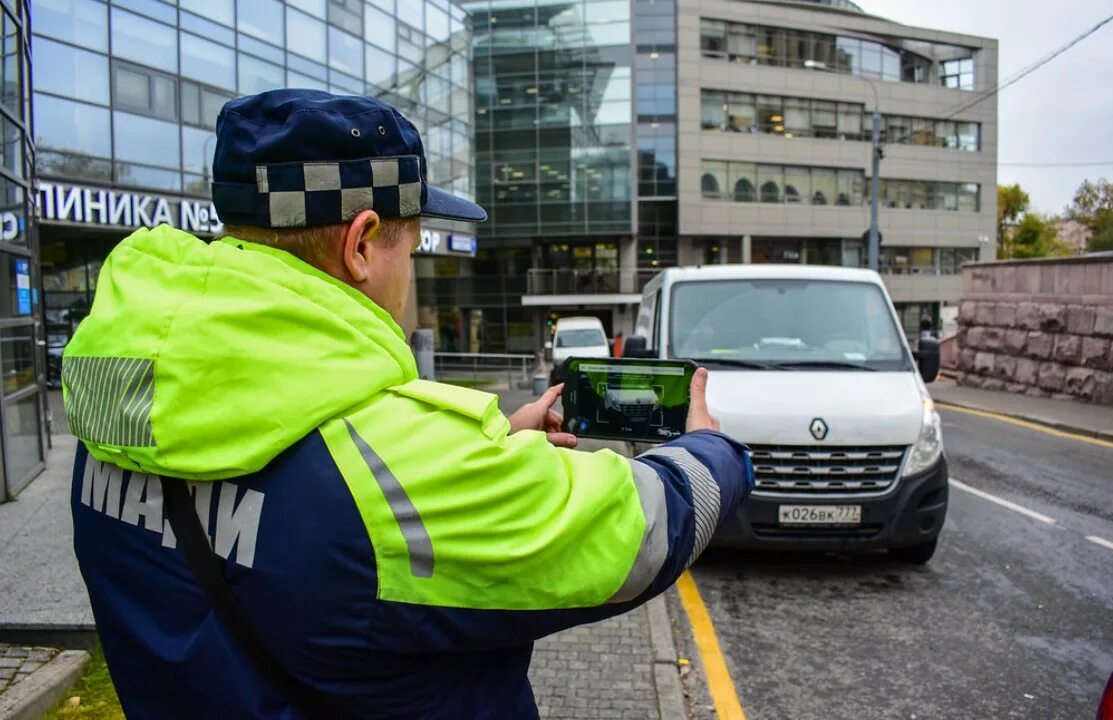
top-left (805, 60), bottom-right (883, 272)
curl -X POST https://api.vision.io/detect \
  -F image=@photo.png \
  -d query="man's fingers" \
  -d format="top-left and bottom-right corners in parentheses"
top-left (689, 367), bottom-right (709, 415)
top-left (540, 383), bottom-right (564, 408)
top-left (546, 432), bottom-right (578, 449)
top-left (545, 410), bottom-right (564, 432)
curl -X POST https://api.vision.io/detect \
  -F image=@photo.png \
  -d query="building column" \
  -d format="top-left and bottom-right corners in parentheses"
top-left (619, 237), bottom-right (638, 293)
top-left (678, 236), bottom-right (696, 265)
top-left (742, 234), bottom-right (752, 264)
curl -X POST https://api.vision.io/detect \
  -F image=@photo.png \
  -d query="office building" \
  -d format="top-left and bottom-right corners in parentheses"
top-left (0, 1), bottom-right (39, 499)
top-left (31, 0), bottom-right (479, 368)
top-left (461, 0), bottom-right (996, 351)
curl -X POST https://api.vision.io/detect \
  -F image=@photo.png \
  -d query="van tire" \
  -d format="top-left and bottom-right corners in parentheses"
top-left (888, 539), bottom-right (938, 564)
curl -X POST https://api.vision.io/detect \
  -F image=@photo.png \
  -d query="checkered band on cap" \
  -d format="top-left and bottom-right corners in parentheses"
top-left (256, 155), bottom-right (422, 227)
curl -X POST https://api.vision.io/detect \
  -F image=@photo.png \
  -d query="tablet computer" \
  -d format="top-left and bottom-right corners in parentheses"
top-left (560, 358), bottom-right (698, 444)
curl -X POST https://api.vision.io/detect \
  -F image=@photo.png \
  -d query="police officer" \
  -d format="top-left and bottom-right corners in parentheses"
top-left (64, 90), bottom-right (752, 720)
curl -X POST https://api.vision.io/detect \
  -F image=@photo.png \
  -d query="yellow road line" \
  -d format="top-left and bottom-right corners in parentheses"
top-left (676, 571), bottom-right (747, 720)
top-left (935, 402), bottom-right (1113, 449)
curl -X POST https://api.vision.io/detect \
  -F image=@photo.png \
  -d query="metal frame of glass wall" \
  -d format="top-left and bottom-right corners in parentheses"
top-left (32, 0), bottom-right (474, 200)
top-left (0, 0), bottom-right (43, 500)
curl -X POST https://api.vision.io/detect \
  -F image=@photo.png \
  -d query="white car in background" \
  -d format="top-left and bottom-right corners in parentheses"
top-left (549, 316), bottom-right (610, 385)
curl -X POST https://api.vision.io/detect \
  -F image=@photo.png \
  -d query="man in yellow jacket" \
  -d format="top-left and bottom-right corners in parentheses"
top-left (65, 89), bottom-right (753, 719)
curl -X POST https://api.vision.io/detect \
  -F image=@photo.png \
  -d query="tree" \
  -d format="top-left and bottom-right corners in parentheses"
top-left (1067, 178), bottom-right (1113, 253)
top-left (997, 184), bottom-right (1029, 252)
top-left (1003, 212), bottom-right (1068, 259)
top-left (1088, 220), bottom-right (1113, 253)
top-left (1067, 178), bottom-right (1113, 228)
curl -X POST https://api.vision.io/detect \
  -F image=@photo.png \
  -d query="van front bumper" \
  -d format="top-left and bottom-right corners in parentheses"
top-left (712, 456), bottom-right (948, 552)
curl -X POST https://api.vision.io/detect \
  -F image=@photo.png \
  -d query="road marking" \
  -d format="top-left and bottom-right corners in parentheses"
top-left (949, 478), bottom-right (1058, 525)
top-left (676, 571), bottom-right (747, 720)
top-left (1086, 535), bottom-right (1113, 551)
top-left (935, 403), bottom-right (1113, 449)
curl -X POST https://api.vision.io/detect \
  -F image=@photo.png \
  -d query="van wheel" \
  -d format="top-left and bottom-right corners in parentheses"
top-left (888, 539), bottom-right (938, 564)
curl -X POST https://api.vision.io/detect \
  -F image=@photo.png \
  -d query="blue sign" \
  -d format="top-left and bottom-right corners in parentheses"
top-left (448, 234), bottom-right (476, 254)
top-left (15, 258), bottom-right (30, 315)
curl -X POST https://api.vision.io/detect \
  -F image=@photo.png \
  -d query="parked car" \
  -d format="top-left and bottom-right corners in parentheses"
top-left (549, 316), bottom-right (610, 385)
top-left (625, 264), bottom-right (947, 563)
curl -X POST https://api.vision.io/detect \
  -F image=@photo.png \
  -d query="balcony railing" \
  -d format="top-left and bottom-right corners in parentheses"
top-left (526, 269), bottom-right (660, 296)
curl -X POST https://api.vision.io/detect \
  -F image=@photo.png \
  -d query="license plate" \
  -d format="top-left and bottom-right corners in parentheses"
top-left (778, 505), bottom-right (861, 526)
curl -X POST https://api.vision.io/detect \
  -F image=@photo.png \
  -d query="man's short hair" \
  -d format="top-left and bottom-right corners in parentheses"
top-left (221, 217), bottom-right (418, 269)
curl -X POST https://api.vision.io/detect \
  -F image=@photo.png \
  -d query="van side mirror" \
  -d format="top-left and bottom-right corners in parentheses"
top-left (916, 337), bottom-right (940, 384)
top-left (623, 335), bottom-right (654, 358)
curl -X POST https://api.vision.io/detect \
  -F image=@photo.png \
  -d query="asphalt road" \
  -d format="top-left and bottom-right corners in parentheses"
top-left (684, 407), bottom-right (1113, 720)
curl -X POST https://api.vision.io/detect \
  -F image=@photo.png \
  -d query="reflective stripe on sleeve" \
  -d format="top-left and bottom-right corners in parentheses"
top-left (640, 446), bottom-right (721, 567)
top-left (344, 419), bottom-right (434, 578)
top-left (608, 459), bottom-right (670, 603)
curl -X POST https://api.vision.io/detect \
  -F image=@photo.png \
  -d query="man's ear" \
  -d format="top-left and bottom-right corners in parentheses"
top-left (342, 210), bottom-right (382, 283)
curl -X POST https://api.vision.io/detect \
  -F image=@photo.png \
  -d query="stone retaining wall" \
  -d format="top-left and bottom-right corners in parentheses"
top-left (955, 255), bottom-right (1113, 405)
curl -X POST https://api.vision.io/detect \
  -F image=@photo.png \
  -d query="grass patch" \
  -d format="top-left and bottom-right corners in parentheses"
top-left (44, 642), bottom-right (124, 720)
top-left (440, 378), bottom-right (495, 389)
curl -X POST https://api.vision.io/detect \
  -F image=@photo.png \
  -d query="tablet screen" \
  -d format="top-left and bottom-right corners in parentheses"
top-left (561, 358), bottom-right (696, 444)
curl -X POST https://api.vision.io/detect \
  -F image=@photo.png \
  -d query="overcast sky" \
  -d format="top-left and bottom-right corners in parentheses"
top-left (854, 0), bottom-right (1113, 215)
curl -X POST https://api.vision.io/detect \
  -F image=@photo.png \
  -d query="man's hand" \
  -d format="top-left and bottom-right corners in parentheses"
top-left (686, 367), bottom-right (720, 433)
top-left (508, 384), bottom-right (579, 449)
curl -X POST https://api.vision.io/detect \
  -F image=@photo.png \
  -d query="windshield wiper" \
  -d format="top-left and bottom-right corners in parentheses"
top-left (771, 360), bottom-right (877, 371)
top-left (689, 357), bottom-right (775, 370)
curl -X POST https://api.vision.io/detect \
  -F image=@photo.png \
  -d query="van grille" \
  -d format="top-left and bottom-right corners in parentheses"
top-left (749, 445), bottom-right (908, 496)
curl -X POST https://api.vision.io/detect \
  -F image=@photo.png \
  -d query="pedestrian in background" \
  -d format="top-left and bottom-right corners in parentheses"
top-left (63, 90), bottom-right (753, 720)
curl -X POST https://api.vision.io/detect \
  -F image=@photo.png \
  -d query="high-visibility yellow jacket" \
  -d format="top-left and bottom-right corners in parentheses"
top-left (64, 225), bottom-right (752, 719)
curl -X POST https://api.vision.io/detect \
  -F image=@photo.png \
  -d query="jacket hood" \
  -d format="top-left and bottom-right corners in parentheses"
top-left (62, 224), bottom-right (417, 480)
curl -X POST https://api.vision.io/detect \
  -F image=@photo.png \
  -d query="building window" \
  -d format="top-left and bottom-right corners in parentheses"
top-left (237, 0), bottom-right (284, 45)
top-left (37, 0), bottom-right (108, 52)
top-left (32, 93), bottom-right (112, 158)
top-left (699, 18), bottom-right (977, 90)
top-left (113, 63), bottom-right (177, 121)
top-left (112, 111), bottom-right (181, 169)
top-left (941, 58), bottom-right (974, 90)
top-left (181, 81), bottom-right (234, 130)
top-left (110, 8), bottom-right (178, 73)
top-left (180, 33), bottom-right (237, 91)
top-left (699, 90), bottom-right (980, 152)
top-left (702, 161), bottom-right (867, 206)
top-left (880, 179), bottom-right (981, 212)
top-left (34, 37), bottom-right (110, 106)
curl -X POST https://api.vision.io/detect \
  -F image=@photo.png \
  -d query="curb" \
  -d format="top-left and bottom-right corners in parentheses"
top-left (0, 650), bottom-right (90, 720)
top-left (934, 399), bottom-right (1113, 443)
top-left (646, 595), bottom-right (688, 720)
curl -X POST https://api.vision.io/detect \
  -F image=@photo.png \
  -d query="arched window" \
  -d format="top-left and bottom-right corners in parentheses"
top-left (836, 193), bottom-right (850, 206)
top-left (733, 178), bottom-right (755, 202)
top-left (785, 185), bottom-right (801, 203)
top-left (701, 173), bottom-right (720, 197)
top-left (812, 191), bottom-right (827, 205)
top-left (760, 180), bottom-right (780, 203)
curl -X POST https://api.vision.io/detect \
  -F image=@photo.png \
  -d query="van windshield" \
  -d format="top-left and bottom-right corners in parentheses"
top-left (669, 279), bottom-right (911, 371)
top-left (556, 328), bottom-right (607, 348)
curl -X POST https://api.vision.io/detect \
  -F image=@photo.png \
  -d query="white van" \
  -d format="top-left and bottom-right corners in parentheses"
top-left (549, 316), bottom-right (610, 384)
top-left (626, 265), bottom-right (947, 563)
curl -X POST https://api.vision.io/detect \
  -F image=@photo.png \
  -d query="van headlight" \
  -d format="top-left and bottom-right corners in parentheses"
top-left (902, 397), bottom-right (943, 478)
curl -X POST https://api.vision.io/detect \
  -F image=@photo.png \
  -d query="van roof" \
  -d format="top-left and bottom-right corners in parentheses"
top-left (554, 316), bottom-right (605, 329)
top-left (649, 264), bottom-right (884, 286)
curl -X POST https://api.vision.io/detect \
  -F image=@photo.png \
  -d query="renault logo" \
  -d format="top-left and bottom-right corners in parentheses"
top-left (810, 418), bottom-right (828, 440)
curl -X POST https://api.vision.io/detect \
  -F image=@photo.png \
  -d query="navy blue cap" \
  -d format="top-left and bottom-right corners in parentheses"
top-left (211, 89), bottom-right (486, 228)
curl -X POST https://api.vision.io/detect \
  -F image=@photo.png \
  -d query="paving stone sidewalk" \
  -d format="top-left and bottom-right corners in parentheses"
top-left (0, 643), bottom-right (61, 695)
top-left (530, 607), bottom-right (659, 719)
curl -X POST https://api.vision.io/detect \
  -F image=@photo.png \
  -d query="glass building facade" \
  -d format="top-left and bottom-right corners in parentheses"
top-left (32, 0), bottom-right (476, 373)
top-left (0, 0), bottom-right (41, 499)
top-left (446, 0), bottom-right (674, 352)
